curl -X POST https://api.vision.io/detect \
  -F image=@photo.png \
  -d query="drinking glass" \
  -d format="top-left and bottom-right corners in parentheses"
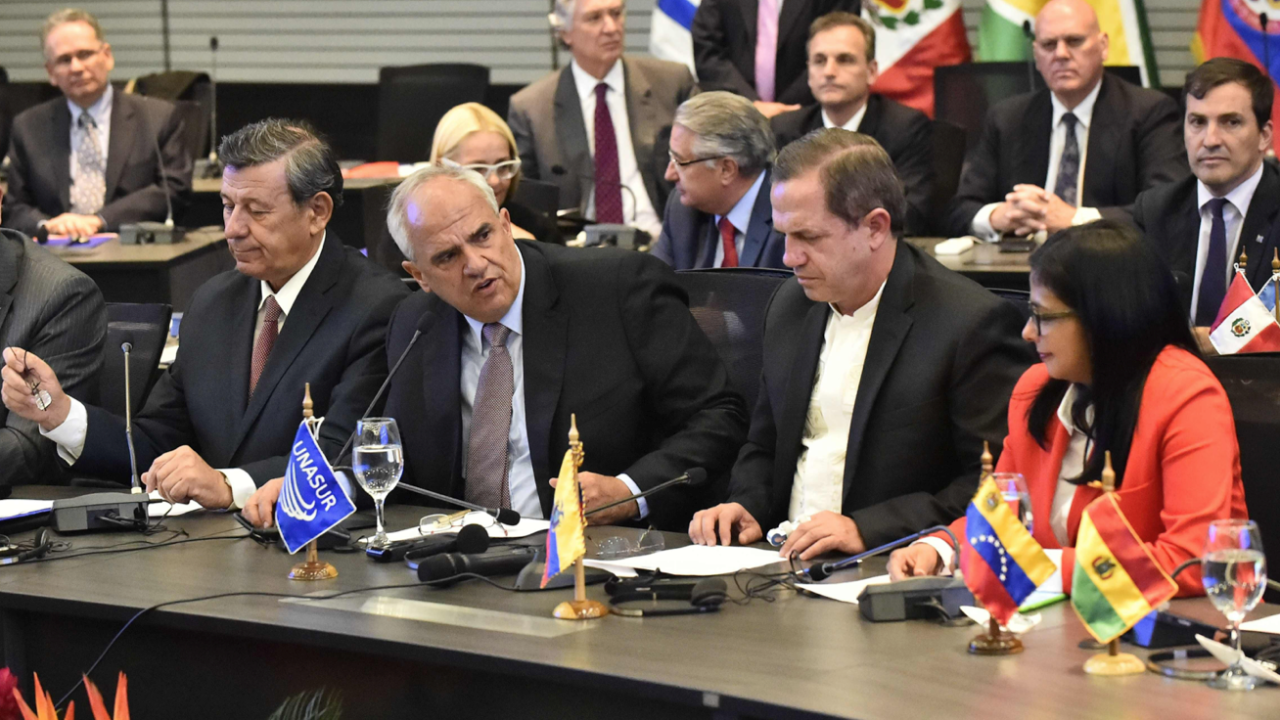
top-left (992, 472), bottom-right (1034, 534)
top-left (351, 417), bottom-right (403, 548)
top-left (1202, 518), bottom-right (1266, 691)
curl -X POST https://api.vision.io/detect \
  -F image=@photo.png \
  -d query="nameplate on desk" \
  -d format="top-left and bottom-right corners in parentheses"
top-left (281, 594), bottom-right (595, 638)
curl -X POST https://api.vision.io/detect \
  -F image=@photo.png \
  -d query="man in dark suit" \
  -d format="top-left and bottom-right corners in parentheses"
top-left (0, 188), bottom-right (105, 487)
top-left (508, 0), bottom-right (696, 240)
top-left (1, 9), bottom-right (192, 238)
top-left (944, 0), bottom-right (1186, 240)
top-left (1, 120), bottom-right (407, 512)
top-left (693, 0), bottom-right (861, 118)
top-left (1134, 58), bottom-right (1279, 335)
top-left (651, 92), bottom-right (786, 270)
top-left (690, 129), bottom-right (1033, 557)
top-left (771, 12), bottom-right (934, 235)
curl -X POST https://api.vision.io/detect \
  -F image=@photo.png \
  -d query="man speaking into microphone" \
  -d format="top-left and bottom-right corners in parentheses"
top-left (245, 164), bottom-right (746, 532)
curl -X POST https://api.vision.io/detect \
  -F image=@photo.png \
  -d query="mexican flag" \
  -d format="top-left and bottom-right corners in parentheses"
top-left (978, 0), bottom-right (1160, 87)
top-left (866, 0), bottom-right (973, 117)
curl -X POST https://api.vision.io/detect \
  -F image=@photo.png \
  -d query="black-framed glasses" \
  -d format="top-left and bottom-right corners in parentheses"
top-left (1027, 304), bottom-right (1075, 334)
top-left (668, 151), bottom-right (727, 168)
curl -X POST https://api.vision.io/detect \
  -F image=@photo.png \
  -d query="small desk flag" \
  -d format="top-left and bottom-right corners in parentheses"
top-left (1209, 271), bottom-right (1280, 354)
top-left (541, 448), bottom-right (586, 588)
top-left (1071, 493), bottom-right (1179, 643)
top-left (961, 477), bottom-right (1057, 626)
top-left (276, 419), bottom-right (356, 554)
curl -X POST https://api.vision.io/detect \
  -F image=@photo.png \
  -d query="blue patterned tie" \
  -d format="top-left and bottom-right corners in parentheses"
top-left (1053, 113), bottom-right (1080, 206)
top-left (1196, 198), bottom-right (1229, 327)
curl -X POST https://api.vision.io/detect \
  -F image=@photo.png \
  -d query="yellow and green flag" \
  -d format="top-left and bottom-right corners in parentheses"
top-left (541, 449), bottom-right (585, 588)
top-left (1071, 493), bottom-right (1179, 643)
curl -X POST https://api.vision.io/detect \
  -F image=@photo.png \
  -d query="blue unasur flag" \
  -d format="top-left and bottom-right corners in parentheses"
top-left (275, 420), bottom-right (356, 554)
top-left (649, 0), bottom-right (702, 76)
top-left (1257, 274), bottom-right (1278, 312)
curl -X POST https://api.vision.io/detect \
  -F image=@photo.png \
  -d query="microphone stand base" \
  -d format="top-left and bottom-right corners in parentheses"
top-left (553, 599), bottom-right (609, 620)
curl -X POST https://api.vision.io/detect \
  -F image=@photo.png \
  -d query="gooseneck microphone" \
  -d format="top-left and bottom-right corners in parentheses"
top-left (1022, 20), bottom-right (1038, 92)
top-left (802, 525), bottom-right (961, 582)
top-left (206, 36), bottom-right (221, 175)
top-left (585, 468), bottom-right (707, 517)
top-left (394, 482), bottom-right (521, 526)
top-left (121, 342), bottom-right (142, 494)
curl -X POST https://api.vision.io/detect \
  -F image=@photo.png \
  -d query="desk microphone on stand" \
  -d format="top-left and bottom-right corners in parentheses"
top-left (1022, 21), bottom-right (1038, 92)
top-left (119, 97), bottom-right (182, 244)
top-left (122, 342), bottom-right (142, 494)
top-left (201, 36), bottom-right (223, 179)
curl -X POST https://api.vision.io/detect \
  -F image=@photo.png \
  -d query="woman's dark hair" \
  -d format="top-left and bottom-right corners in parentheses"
top-left (1026, 220), bottom-right (1199, 488)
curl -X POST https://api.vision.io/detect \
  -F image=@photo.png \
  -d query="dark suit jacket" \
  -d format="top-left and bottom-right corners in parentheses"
top-left (692, 0), bottom-right (861, 106)
top-left (73, 232), bottom-right (408, 486)
top-left (945, 74), bottom-right (1188, 238)
top-left (650, 167), bottom-right (786, 270)
top-left (2, 91), bottom-right (194, 236)
top-left (508, 57), bottom-right (697, 216)
top-left (384, 241), bottom-right (749, 531)
top-left (727, 241), bottom-right (1035, 546)
top-left (0, 230), bottom-right (105, 486)
top-left (1133, 165), bottom-right (1280, 314)
top-left (772, 96), bottom-right (935, 235)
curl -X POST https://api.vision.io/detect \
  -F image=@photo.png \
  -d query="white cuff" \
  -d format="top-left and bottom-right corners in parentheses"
top-left (971, 203), bottom-right (1002, 242)
top-left (617, 473), bottom-right (648, 520)
top-left (40, 398), bottom-right (88, 465)
top-left (917, 537), bottom-right (956, 575)
top-left (219, 468), bottom-right (258, 510)
top-left (1072, 206), bottom-right (1102, 226)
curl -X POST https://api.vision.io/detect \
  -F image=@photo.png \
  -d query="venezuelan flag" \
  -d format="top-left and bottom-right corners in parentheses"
top-left (1071, 493), bottom-right (1179, 643)
top-left (961, 478), bottom-right (1057, 625)
top-left (541, 449), bottom-right (585, 588)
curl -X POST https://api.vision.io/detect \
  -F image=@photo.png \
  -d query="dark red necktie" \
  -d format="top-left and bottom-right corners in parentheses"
top-left (249, 295), bottom-right (281, 397)
top-left (718, 217), bottom-right (739, 268)
top-left (593, 82), bottom-right (624, 224)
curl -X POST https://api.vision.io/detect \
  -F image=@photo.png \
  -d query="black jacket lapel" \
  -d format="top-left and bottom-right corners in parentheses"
top-left (772, 301), bottom-right (830, 506)
top-left (53, 104), bottom-right (72, 210)
top-left (104, 94), bottom-right (138, 202)
top-left (1021, 91), bottom-right (1053, 186)
top-left (740, 168), bottom-right (775, 267)
top-left (1082, 77), bottom-right (1120, 206)
top-left (518, 243), bottom-right (567, 516)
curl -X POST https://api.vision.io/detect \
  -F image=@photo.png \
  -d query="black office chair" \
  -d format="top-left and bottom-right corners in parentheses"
top-left (511, 178), bottom-right (561, 220)
top-left (377, 64), bottom-right (489, 162)
top-left (1205, 353), bottom-right (1280, 602)
top-left (988, 288), bottom-right (1032, 326)
top-left (101, 303), bottom-right (173, 418)
top-left (929, 119), bottom-right (967, 233)
top-left (129, 70), bottom-right (213, 160)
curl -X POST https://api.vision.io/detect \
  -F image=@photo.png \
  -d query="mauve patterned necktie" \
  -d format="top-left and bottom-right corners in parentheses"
top-left (593, 82), bottom-right (624, 224)
top-left (466, 323), bottom-right (514, 509)
top-left (71, 112), bottom-right (106, 216)
top-left (249, 295), bottom-right (282, 397)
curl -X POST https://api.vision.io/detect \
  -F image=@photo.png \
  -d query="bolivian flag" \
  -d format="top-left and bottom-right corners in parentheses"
top-left (1071, 493), bottom-right (1179, 643)
top-left (961, 478), bottom-right (1057, 625)
top-left (541, 449), bottom-right (586, 588)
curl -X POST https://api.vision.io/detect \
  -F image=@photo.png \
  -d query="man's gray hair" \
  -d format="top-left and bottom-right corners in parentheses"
top-left (387, 164), bottom-right (500, 263)
top-left (219, 119), bottom-right (344, 208)
top-left (674, 91), bottom-right (776, 176)
top-left (42, 8), bottom-right (103, 49)
top-left (548, 0), bottom-right (576, 31)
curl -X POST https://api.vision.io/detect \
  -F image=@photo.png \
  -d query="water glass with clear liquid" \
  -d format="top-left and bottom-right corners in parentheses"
top-left (993, 472), bottom-right (1033, 533)
top-left (352, 417), bottom-right (403, 548)
top-left (1202, 518), bottom-right (1266, 691)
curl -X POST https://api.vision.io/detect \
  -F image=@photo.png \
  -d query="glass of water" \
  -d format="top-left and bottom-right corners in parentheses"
top-left (352, 417), bottom-right (403, 548)
top-left (993, 473), bottom-right (1033, 534)
top-left (1202, 518), bottom-right (1266, 691)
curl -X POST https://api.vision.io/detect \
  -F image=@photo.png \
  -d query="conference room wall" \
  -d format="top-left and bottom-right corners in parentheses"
top-left (0, 0), bottom-right (1209, 90)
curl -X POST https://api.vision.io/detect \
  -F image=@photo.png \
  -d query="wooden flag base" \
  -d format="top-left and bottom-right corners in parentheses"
top-left (552, 558), bottom-right (608, 620)
top-left (1083, 639), bottom-right (1145, 675)
top-left (288, 539), bottom-right (338, 581)
top-left (969, 617), bottom-right (1023, 655)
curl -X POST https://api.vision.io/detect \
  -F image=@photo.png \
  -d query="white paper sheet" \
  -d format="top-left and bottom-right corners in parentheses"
top-left (799, 574), bottom-right (892, 604)
top-left (0, 499), bottom-right (53, 522)
top-left (586, 545), bottom-right (786, 577)
top-left (1240, 613), bottom-right (1280, 635)
top-left (146, 491), bottom-right (206, 518)
top-left (382, 512), bottom-right (549, 544)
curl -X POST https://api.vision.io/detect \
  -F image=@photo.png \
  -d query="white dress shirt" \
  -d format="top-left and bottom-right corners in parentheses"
top-left (458, 247), bottom-right (647, 519)
top-left (570, 59), bottom-right (662, 240)
top-left (713, 170), bottom-right (767, 268)
top-left (820, 102), bottom-right (868, 133)
top-left (1190, 163), bottom-right (1265, 318)
top-left (787, 282), bottom-right (885, 521)
top-left (970, 81), bottom-right (1104, 240)
top-left (42, 233), bottom-right (328, 511)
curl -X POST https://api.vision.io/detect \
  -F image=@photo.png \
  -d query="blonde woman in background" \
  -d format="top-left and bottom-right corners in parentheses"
top-left (430, 103), bottom-right (561, 244)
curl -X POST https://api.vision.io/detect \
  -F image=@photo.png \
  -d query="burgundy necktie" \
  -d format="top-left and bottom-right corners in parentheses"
top-left (718, 217), bottom-right (739, 268)
top-left (249, 295), bottom-right (282, 397)
top-left (593, 82), bottom-right (624, 224)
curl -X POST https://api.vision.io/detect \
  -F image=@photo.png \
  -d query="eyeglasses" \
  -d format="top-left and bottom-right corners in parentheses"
top-left (589, 527), bottom-right (665, 560)
top-left (418, 510), bottom-right (509, 538)
top-left (49, 46), bottom-right (106, 69)
top-left (440, 157), bottom-right (521, 182)
top-left (1027, 304), bottom-right (1075, 334)
top-left (668, 151), bottom-right (727, 168)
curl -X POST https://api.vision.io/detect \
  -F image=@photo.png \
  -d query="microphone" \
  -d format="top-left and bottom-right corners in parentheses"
top-left (367, 521), bottom-right (489, 563)
top-left (393, 482), bottom-right (521, 526)
top-left (119, 97), bottom-right (182, 244)
top-left (584, 468), bottom-right (706, 518)
top-left (549, 164), bottom-right (637, 223)
top-left (1022, 21), bottom-right (1038, 93)
top-left (121, 342), bottom-right (143, 494)
top-left (802, 525), bottom-right (960, 582)
top-left (417, 546), bottom-right (537, 586)
top-left (34, 226), bottom-right (49, 245)
top-left (204, 36), bottom-right (222, 178)
top-left (332, 310), bottom-right (438, 468)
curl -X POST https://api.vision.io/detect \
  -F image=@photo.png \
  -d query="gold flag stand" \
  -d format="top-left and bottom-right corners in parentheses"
top-left (289, 383), bottom-right (339, 581)
top-left (1272, 250), bottom-right (1279, 324)
top-left (969, 441), bottom-right (1024, 656)
top-left (553, 415), bottom-right (609, 620)
top-left (1082, 452), bottom-right (1145, 675)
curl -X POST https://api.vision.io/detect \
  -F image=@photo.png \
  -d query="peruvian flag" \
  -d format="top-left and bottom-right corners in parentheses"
top-left (1209, 271), bottom-right (1280, 354)
top-left (866, 0), bottom-right (972, 117)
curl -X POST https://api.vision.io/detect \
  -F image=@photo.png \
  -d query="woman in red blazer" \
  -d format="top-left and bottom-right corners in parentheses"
top-left (889, 221), bottom-right (1248, 596)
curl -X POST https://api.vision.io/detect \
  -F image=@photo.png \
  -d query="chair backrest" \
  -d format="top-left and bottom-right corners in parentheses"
top-left (929, 119), bottom-right (967, 231)
top-left (673, 268), bottom-right (791, 414)
top-left (130, 71), bottom-right (213, 159)
top-left (511, 178), bottom-right (560, 219)
top-left (377, 63), bottom-right (490, 162)
top-left (987, 288), bottom-right (1032, 326)
top-left (1204, 353), bottom-right (1280, 601)
top-left (102, 303), bottom-right (173, 417)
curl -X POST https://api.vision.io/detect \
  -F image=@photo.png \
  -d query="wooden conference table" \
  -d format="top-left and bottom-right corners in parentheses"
top-left (0, 489), bottom-right (1273, 720)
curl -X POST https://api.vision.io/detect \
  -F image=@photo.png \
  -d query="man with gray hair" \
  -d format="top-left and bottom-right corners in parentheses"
top-left (4, 119), bottom-right (406, 512)
top-left (2, 8), bottom-right (192, 238)
top-left (238, 163), bottom-right (747, 531)
top-left (650, 91), bottom-right (786, 270)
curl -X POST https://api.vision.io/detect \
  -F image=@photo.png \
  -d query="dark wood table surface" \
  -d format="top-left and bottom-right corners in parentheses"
top-left (0, 488), bottom-right (1275, 719)
top-left (906, 237), bottom-right (1032, 292)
